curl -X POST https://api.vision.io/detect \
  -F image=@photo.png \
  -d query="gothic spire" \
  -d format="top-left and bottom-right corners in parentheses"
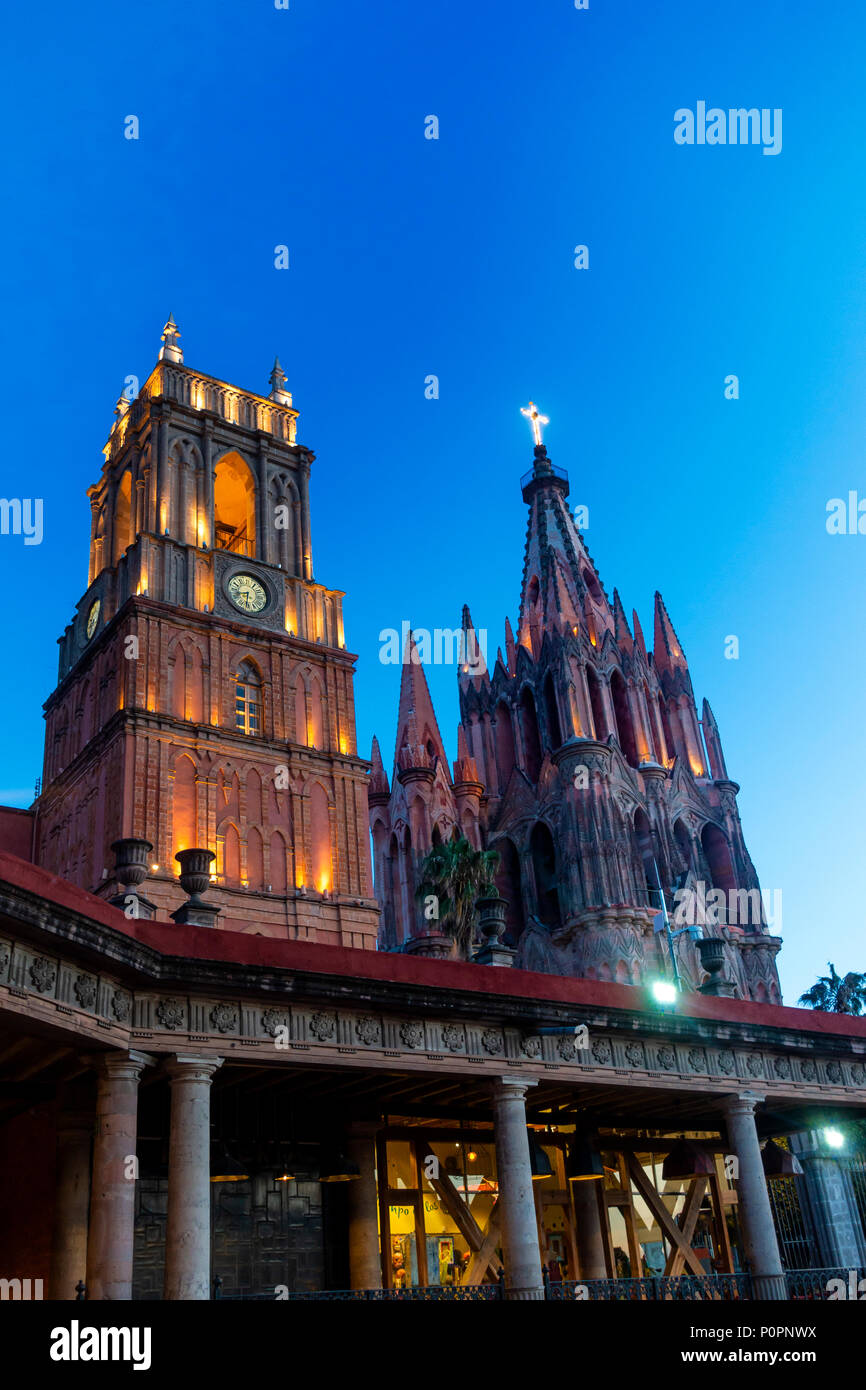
top-left (701, 698), bottom-right (729, 780)
top-left (368, 734), bottom-right (391, 801)
top-left (612, 589), bottom-right (633, 651)
top-left (652, 592), bottom-right (689, 676)
top-left (458, 604), bottom-right (488, 687)
top-left (393, 630), bottom-right (450, 780)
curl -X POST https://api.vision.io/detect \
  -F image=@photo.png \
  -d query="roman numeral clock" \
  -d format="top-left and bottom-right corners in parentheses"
top-left (213, 553), bottom-right (284, 631)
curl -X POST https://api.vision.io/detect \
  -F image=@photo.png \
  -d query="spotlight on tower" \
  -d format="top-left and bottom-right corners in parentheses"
top-left (651, 980), bottom-right (678, 1006)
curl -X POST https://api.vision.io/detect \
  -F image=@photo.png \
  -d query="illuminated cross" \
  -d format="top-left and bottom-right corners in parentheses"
top-left (521, 400), bottom-right (549, 446)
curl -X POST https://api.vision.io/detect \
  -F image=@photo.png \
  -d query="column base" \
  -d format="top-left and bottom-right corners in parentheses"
top-left (752, 1273), bottom-right (788, 1300)
top-left (505, 1285), bottom-right (545, 1301)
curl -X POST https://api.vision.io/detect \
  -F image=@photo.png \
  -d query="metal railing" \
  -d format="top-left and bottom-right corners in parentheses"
top-left (544, 1273), bottom-right (753, 1301)
top-left (786, 1268), bottom-right (866, 1300)
top-left (213, 1274), bottom-right (504, 1301)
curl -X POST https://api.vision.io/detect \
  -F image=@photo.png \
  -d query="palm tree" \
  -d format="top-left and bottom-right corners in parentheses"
top-left (415, 836), bottom-right (500, 959)
top-left (798, 963), bottom-right (866, 1016)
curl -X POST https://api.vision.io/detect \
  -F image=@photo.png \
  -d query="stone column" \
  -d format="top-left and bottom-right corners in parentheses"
top-left (86, 1051), bottom-right (152, 1300)
top-left (790, 1131), bottom-right (866, 1268)
top-left (571, 1178), bottom-right (608, 1280)
top-left (346, 1122), bottom-right (382, 1289)
top-left (163, 1055), bottom-right (223, 1300)
top-left (49, 1112), bottom-right (92, 1300)
top-left (492, 1077), bottom-right (544, 1300)
top-left (723, 1092), bottom-right (787, 1299)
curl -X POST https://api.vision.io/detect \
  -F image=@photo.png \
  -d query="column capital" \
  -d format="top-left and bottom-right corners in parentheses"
top-left (164, 1055), bottom-right (224, 1084)
top-left (86, 1049), bottom-right (155, 1082)
top-left (721, 1090), bottom-right (766, 1117)
top-left (492, 1075), bottom-right (539, 1102)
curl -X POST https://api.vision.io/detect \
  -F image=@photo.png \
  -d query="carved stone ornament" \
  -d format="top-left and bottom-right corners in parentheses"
top-left (261, 1008), bottom-right (289, 1038)
top-left (746, 1054), bottom-right (765, 1079)
top-left (481, 1028), bottom-right (504, 1056)
top-left (657, 1045), bottom-right (676, 1071)
top-left (801, 1059), bottom-right (817, 1082)
top-left (558, 1036), bottom-right (578, 1061)
top-left (773, 1056), bottom-right (791, 1080)
top-left (591, 1037), bottom-right (612, 1065)
top-left (717, 1050), bottom-right (736, 1075)
top-left (156, 999), bottom-right (187, 1031)
top-left (625, 1041), bottom-right (645, 1068)
top-left (210, 1003), bottom-right (239, 1035)
top-left (309, 1012), bottom-right (337, 1042)
top-left (29, 958), bottom-right (56, 994)
top-left (73, 974), bottom-right (97, 1010)
top-left (826, 1061), bottom-right (842, 1084)
top-left (400, 1021), bottom-right (424, 1049)
top-left (111, 990), bottom-right (132, 1023)
top-left (851, 1063), bottom-right (865, 1086)
top-left (441, 1023), bottom-right (464, 1053)
top-left (522, 1036), bottom-right (542, 1059)
top-left (0, 942), bottom-right (10, 977)
top-left (355, 1016), bottom-right (381, 1046)
top-left (687, 1047), bottom-right (707, 1074)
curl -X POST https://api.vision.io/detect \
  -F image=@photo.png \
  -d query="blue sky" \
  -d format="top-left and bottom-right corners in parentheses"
top-left (1, 0), bottom-right (864, 1004)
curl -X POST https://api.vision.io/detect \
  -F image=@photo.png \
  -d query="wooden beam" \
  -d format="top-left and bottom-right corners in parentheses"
top-left (626, 1154), bottom-right (706, 1278)
top-left (665, 1177), bottom-right (708, 1276)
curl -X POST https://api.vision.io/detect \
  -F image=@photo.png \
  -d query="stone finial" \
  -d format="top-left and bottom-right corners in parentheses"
top-left (268, 356), bottom-right (292, 405)
top-left (158, 313), bottom-right (183, 364)
top-left (171, 848), bottom-right (220, 927)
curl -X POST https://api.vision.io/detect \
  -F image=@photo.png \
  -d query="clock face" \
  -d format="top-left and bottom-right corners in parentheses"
top-left (227, 573), bottom-right (268, 614)
top-left (85, 598), bottom-right (101, 639)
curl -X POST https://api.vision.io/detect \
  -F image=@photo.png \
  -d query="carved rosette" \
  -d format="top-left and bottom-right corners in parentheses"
top-left (801, 1059), bottom-right (817, 1082)
top-left (309, 1012), bottom-right (337, 1042)
top-left (400, 1022), bottom-right (424, 1049)
top-left (522, 1036), bottom-right (542, 1059)
top-left (156, 999), bottom-right (187, 1031)
top-left (657, 1044), bottom-right (676, 1071)
top-left (591, 1038), bottom-right (612, 1066)
top-left (625, 1041), bottom-right (645, 1068)
top-left (717, 1050), bottom-right (736, 1075)
top-left (441, 1024), bottom-right (464, 1053)
top-left (210, 1003), bottom-right (239, 1035)
top-left (261, 1008), bottom-right (289, 1038)
top-left (355, 1017), bottom-right (381, 1046)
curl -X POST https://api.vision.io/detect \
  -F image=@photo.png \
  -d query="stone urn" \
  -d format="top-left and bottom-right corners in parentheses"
top-left (111, 838), bottom-right (153, 889)
top-left (473, 895), bottom-right (515, 968)
top-left (175, 848), bottom-right (216, 902)
top-left (696, 934), bottom-right (735, 996)
top-left (476, 894), bottom-right (508, 945)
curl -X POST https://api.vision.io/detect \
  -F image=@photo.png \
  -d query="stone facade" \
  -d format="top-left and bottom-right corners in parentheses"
top-left (31, 321), bottom-right (377, 946)
top-left (370, 442), bottom-right (782, 1002)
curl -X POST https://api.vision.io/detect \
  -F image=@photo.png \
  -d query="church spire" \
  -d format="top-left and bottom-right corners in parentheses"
top-left (613, 589), bottom-right (633, 651)
top-left (368, 734), bottom-right (391, 802)
top-left (652, 591), bottom-right (689, 676)
top-left (458, 604), bottom-right (488, 688)
top-left (394, 630), bottom-right (450, 781)
top-left (158, 313), bottom-right (183, 364)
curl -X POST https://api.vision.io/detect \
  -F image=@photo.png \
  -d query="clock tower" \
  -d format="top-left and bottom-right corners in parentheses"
top-left (35, 317), bottom-right (378, 947)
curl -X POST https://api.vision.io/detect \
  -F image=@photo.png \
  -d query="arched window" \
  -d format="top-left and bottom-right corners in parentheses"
top-left (495, 838), bottom-right (525, 945)
top-left (173, 754), bottom-right (197, 855)
top-left (224, 823), bottom-right (241, 884)
top-left (610, 670), bottom-right (639, 767)
top-left (658, 693), bottom-right (676, 763)
top-left (520, 687), bottom-right (542, 782)
top-left (633, 808), bottom-right (655, 903)
top-left (214, 452), bottom-right (256, 556)
top-left (270, 830), bottom-right (288, 894)
top-left (246, 826), bottom-right (264, 890)
top-left (530, 822), bottom-right (561, 927)
top-left (701, 823), bottom-right (737, 893)
top-left (310, 784), bottom-right (332, 893)
top-left (494, 702), bottom-right (515, 794)
top-left (114, 469), bottom-right (133, 563)
top-left (235, 660), bottom-right (262, 736)
top-left (585, 666), bottom-right (607, 741)
top-left (543, 673), bottom-right (563, 750)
